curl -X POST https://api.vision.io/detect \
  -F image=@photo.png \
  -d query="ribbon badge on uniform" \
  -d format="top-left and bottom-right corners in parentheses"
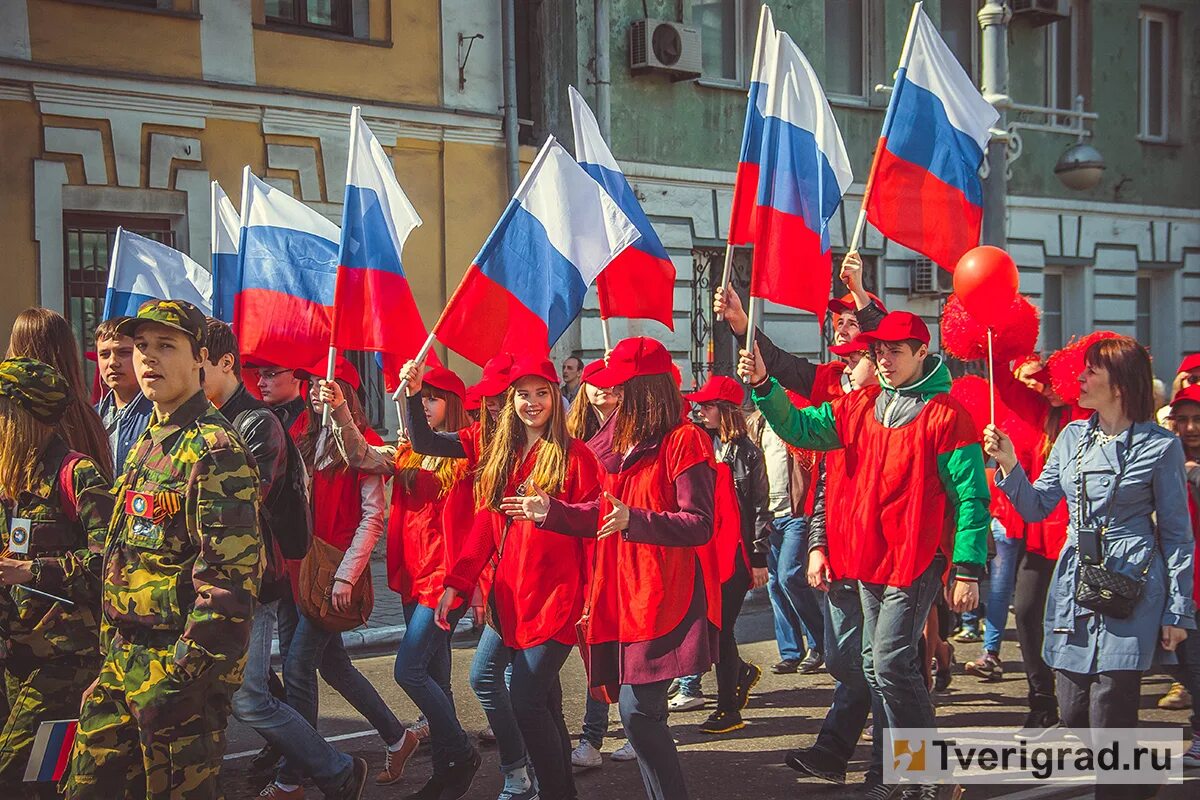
top-left (151, 491), bottom-right (182, 524)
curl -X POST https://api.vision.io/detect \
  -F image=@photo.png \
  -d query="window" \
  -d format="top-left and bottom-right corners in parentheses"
top-left (688, 1), bottom-right (752, 86)
top-left (1137, 8), bottom-right (1173, 141)
top-left (1135, 273), bottom-right (1153, 348)
top-left (825, 0), bottom-right (868, 98)
top-left (1046, 1), bottom-right (1089, 125)
top-left (1042, 271), bottom-right (1064, 351)
top-left (62, 214), bottom-right (175, 384)
top-left (266, 0), bottom-right (351, 36)
top-left (940, 0), bottom-right (980, 79)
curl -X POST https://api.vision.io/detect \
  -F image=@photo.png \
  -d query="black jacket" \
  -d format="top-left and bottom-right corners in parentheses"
top-left (754, 302), bottom-right (885, 396)
top-left (715, 433), bottom-right (772, 569)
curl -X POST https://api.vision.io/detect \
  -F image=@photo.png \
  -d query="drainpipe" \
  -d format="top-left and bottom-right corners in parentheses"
top-left (979, 0), bottom-right (1011, 249)
top-left (595, 0), bottom-right (611, 141)
top-left (501, 0), bottom-right (519, 195)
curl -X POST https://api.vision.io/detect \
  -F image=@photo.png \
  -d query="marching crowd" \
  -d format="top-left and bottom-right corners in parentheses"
top-left (0, 251), bottom-right (1197, 800)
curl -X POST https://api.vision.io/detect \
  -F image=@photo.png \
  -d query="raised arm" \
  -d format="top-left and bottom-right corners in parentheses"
top-left (751, 379), bottom-right (842, 452)
top-left (406, 394), bottom-right (468, 458)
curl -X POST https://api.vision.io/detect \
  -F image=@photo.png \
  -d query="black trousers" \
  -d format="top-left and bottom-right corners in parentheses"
top-left (1056, 670), bottom-right (1156, 800)
top-left (1013, 550), bottom-right (1057, 706)
top-left (715, 560), bottom-right (751, 712)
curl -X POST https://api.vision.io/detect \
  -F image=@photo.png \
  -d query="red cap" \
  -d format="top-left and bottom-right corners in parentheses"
top-left (829, 334), bottom-right (871, 357)
top-left (587, 337), bottom-right (674, 388)
top-left (580, 359), bottom-right (606, 385)
top-left (828, 291), bottom-right (887, 316)
top-left (507, 354), bottom-right (559, 387)
top-left (857, 311), bottom-right (931, 347)
top-left (1178, 353), bottom-right (1200, 375)
top-left (1171, 384), bottom-right (1200, 408)
top-left (683, 375), bottom-right (744, 405)
top-left (475, 353), bottom-right (516, 397)
top-left (464, 383), bottom-right (482, 412)
top-left (422, 366), bottom-right (466, 401)
top-left (296, 356), bottom-right (361, 391)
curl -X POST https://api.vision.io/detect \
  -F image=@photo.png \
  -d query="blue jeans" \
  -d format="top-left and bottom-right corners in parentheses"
top-left (813, 580), bottom-right (884, 782)
top-left (581, 695), bottom-right (610, 748)
top-left (508, 641), bottom-right (575, 800)
top-left (395, 602), bottom-right (471, 771)
top-left (279, 614), bottom-right (406, 783)
top-left (619, 680), bottom-right (688, 800)
top-left (767, 515), bottom-right (824, 658)
top-left (982, 521), bottom-right (1022, 655)
top-left (230, 601), bottom-right (354, 794)
top-left (469, 625), bottom-right (528, 773)
top-left (676, 673), bottom-right (702, 698)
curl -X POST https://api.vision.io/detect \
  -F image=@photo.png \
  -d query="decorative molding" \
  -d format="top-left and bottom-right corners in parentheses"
top-left (148, 133), bottom-right (202, 189)
top-left (33, 160), bottom-right (68, 311)
top-left (0, 82), bottom-right (32, 101)
top-left (266, 143), bottom-right (323, 202)
top-left (43, 126), bottom-right (107, 184)
top-left (175, 168), bottom-right (210, 265)
top-left (0, 2), bottom-right (31, 62)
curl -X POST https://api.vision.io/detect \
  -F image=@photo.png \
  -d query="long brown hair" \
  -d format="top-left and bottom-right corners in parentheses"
top-left (612, 373), bottom-right (682, 453)
top-left (565, 387), bottom-right (602, 440)
top-left (706, 400), bottom-right (748, 443)
top-left (0, 399), bottom-right (53, 502)
top-left (7, 308), bottom-right (112, 479)
top-left (395, 385), bottom-right (470, 496)
top-left (296, 377), bottom-right (364, 471)
top-left (475, 379), bottom-right (570, 510)
top-left (1085, 336), bottom-right (1155, 423)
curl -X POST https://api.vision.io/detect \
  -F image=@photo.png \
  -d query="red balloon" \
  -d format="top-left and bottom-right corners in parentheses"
top-left (952, 245), bottom-right (1019, 329)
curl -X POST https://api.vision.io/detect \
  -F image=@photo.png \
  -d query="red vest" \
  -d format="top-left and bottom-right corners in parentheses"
top-left (825, 387), bottom-right (976, 587)
top-left (712, 461), bottom-right (749, 582)
top-left (387, 457), bottom-right (473, 609)
top-left (311, 427), bottom-right (383, 551)
top-left (810, 361), bottom-right (848, 404)
top-left (584, 423), bottom-right (722, 645)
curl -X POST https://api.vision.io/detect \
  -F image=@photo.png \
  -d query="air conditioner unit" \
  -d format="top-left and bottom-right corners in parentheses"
top-left (1011, 0), bottom-right (1070, 27)
top-left (909, 259), bottom-right (952, 296)
top-left (629, 19), bottom-right (702, 82)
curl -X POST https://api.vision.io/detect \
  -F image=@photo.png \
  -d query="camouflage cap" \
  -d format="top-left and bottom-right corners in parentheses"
top-left (0, 357), bottom-right (71, 425)
top-left (115, 299), bottom-right (207, 346)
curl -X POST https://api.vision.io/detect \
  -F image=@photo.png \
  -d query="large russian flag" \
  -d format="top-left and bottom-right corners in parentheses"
top-left (728, 4), bottom-right (778, 246)
top-left (102, 227), bottom-right (212, 320)
top-left (234, 169), bottom-right (339, 370)
top-left (210, 180), bottom-right (240, 323)
top-left (434, 137), bottom-right (638, 367)
top-left (750, 33), bottom-right (853, 316)
top-left (334, 108), bottom-right (430, 390)
top-left (568, 86), bottom-right (675, 330)
top-left (864, 5), bottom-right (999, 271)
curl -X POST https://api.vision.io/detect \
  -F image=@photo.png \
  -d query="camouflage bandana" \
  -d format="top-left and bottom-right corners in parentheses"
top-left (115, 299), bottom-right (207, 347)
top-left (0, 357), bottom-right (71, 425)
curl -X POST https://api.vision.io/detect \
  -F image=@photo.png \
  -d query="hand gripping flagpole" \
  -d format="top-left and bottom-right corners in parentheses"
top-left (391, 332), bottom-right (439, 440)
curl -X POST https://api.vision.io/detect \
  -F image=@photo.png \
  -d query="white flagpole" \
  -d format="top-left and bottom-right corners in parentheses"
top-left (987, 327), bottom-right (996, 426)
top-left (324, 106), bottom-right (363, 428)
top-left (103, 227), bottom-right (124, 321)
top-left (601, 318), bottom-right (612, 352)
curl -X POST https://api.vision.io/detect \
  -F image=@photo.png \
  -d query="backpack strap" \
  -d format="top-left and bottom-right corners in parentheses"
top-left (57, 451), bottom-right (86, 523)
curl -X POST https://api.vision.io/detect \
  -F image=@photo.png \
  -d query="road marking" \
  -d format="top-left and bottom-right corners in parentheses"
top-left (224, 729), bottom-right (380, 761)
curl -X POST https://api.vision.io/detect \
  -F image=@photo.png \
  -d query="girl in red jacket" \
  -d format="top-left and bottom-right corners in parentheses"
top-left (436, 356), bottom-right (602, 800)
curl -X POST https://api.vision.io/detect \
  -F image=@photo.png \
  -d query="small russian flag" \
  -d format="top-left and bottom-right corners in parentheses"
top-left (24, 719), bottom-right (77, 783)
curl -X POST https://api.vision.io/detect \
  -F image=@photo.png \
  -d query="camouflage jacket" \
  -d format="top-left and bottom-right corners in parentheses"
top-left (104, 390), bottom-right (263, 681)
top-left (0, 436), bottom-right (112, 661)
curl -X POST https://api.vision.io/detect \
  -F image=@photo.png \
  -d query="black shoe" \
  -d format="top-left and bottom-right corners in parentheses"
top-left (698, 709), bottom-right (745, 734)
top-left (785, 746), bottom-right (847, 784)
top-left (799, 650), bottom-right (824, 674)
top-left (330, 756), bottom-right (369, 800)
top-left (249, 744), bottom-right (282, 774)
top-left (436, 747), bottom-right (481, 800)
top-left (734, 661), bottom-right (762, 710)
top-left (1019, 704), bottom-right (1061, 740)
top-left (771, 658), bottom-right (801, 674)
top-left (404, 774), bottom-right (445, 800)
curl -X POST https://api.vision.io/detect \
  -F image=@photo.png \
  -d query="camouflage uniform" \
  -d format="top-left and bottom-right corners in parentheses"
top-left (0, 359), bottom-right (113, 798)
top-left (64, 302), bottom-right (263, 800)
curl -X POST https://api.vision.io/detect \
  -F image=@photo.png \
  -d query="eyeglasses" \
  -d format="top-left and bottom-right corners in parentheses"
top-left (259, 368), bottom-right (294, 380)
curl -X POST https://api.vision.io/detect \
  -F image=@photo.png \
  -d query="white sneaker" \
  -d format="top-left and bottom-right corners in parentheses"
top-left (570, 739), bottom-right (602, 769)
top-left (1184, 734), bottom-right (1200, 768)
top-left (611, 741), bottom-right (638, 762)
top-left (667, 693), bottom-right (705, 712)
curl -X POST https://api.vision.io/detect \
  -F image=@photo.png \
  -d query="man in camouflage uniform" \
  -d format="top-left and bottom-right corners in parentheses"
top-left (64, 300), bottom-right (264, 800)
top-left (0, 358), bottom-right (113, 798)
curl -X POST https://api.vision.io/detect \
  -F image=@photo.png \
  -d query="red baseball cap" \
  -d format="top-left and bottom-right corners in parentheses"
top-left (586, 337), bottom-right (674, 388)
top-left (1171, 384), bottom-right (1200, 408)
top-left (296, 356), bottom-right (361, 391)
top-left (422, 366), bottom-right (466, 401)
top-left (829, 334), bottom-right (871, 357)
top-left (857, 312), bottom-right (931, 347)
top-left (507, 354), bottom-right (559, 387)
top-left (580, 359), bottom-right (606, 385)
top-left (475, 353), bottom-right (517, 397)
top-left (1178, 353), bottom-right (1200, 374)
top-left (464, 383), bottom-right (482, 412)
top-left (683, 375), bottom-right (744, 405)
top-left (828, 291), bottom-right (887, 316)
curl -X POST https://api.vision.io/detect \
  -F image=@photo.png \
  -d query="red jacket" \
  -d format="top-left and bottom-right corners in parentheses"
top-left (386, 456), bottom-right (472, 609)
top-left (311, 427), bottom-right (383, 551)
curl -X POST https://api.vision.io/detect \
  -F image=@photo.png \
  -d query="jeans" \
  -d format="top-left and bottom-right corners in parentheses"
top-left (581, 695), bottom-right (610, 748)
top-left (469, 625), bottom-right (528, 773)
top-left (230, 601), bottom-right (354, 794)
top-left (279, 614), bottom-right (406, 783)
top-left (509, 641), bottom-right (575, 800)
top-left (859, 557), bottom-right (944, 734)
top-left (715, 561), bottom-right (751, 712)
top-left (395, 602), bottom-right (471, 771)
top-left (1056, 670), bottom-right (1146, 800)
top-left (676, 673), bottom-right (702, 698)
top-left (813, 580), bottom-right (884, 782)
top-left (982, 521), bottom-right (1023, 655)
top-left (619, 680), bottom-right (689, 800)
top-left (767, 515), bottom-right (824, 659)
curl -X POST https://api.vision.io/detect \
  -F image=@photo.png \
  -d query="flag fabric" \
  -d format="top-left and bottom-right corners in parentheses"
top-left (333, 108), bottom-right (431, 374)
top-left (864, 5), bottom-right (999, 271)
top-left (434, 136), bottom-right (639, 367)
top-left (23, 719), bottom-right (76, 783)
top-left (210, 181), bottom-right (241, 323)
top-left (728, 4), bottom-right (778, 246)
top-left (235, 169), bottom-right (339, 370)
top-left (750, 33), bottom-right (853, 316)
top-left (568, 86), bottom-right (675, 330)
top-left (102, 228), bottom-right (212, 320)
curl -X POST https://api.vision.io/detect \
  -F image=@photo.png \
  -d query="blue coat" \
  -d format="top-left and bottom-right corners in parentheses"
top-left (997, 417), bottom-right (1195, 674)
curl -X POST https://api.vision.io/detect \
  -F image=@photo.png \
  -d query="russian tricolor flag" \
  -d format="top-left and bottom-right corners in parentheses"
top-left (728, 4), bottom-right (778, 246)
top-left (569, 86), bottom-right (675, 330)
top-left (102, 227), bottom-right (212, 320)
top-left (334, 108), bottom-right (430, 390)
top-left (864, 4), bottom-right (999, 271)
top-left (210, 180), bottom-right (240, 323)
top-left (434, 136), bottom-right (639, 367)
top-left (750, 32), bottom-right (852, 316)
top-left (23, 719), bottom-right (76, 783)
top-left (234, 169), bottom-right (339, 370)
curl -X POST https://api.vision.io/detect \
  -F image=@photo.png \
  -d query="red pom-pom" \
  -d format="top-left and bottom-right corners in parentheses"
top-left (1046, 330), bottom-right (1122, 405)
top-left (940, 294), bottom-right (1041, 364)
top-left (950, 374), bottom-right (1043, 460)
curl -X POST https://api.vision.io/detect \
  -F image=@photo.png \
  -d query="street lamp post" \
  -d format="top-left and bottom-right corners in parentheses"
top-left (979, 0), bottom-right (1012, 250)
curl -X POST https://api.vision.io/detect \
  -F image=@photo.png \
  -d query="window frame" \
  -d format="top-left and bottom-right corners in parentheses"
top-left (1137, 7), bottom-right (1172, 143)
top-left (1045, 3), bottom-right (1083, 126)
top-left (940, 0), bottom-right (981, 82)
top-left (265, 0), bottom-right (353, 38)
top-left (1040, 268), bottom-right (1065, 352)
top-left (689, 0), bottom-right (752, 90)
top-left (824, 0), bottom-right (872, 104)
